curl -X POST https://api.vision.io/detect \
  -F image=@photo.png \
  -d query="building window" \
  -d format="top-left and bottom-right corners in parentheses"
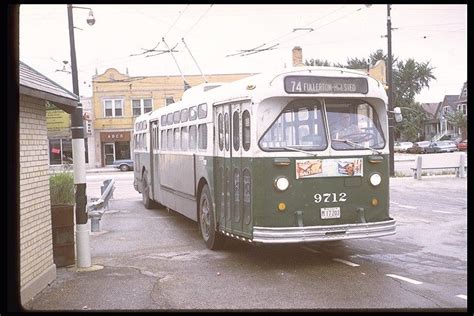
top-left (132, 98), bottom-right (153, 116)
top-left (458, 103), bottom-right (467, 115)
top-left (49, 138), bottom-right (89, 165)
top-left (103, 99), bottom-right (124, 117)
top-left (443, 106), bottom-right (450, 115)
top-left (165, 96), bottom-right (175, 106)
top-left (86, 121), bottom-right (92, 135)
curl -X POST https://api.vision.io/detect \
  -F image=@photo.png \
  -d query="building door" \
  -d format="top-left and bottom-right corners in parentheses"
top-left (104, 143), bottom-right (115, 165)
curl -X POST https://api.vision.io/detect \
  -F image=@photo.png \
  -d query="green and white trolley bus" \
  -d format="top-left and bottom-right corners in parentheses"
top-left (133, 67), bottom-right (401, 250)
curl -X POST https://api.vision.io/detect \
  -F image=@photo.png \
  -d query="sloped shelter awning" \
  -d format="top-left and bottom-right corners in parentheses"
top-left (19, 61), bottom-right (78, 113)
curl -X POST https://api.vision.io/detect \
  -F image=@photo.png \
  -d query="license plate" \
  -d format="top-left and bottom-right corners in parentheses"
top-left (321, 207), bottom-right (341, 219)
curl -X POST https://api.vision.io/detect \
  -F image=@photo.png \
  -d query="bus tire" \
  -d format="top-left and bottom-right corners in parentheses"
top-left (142, 170), bottom-right (153, 209)
top-left (199, 184), bottom-right (225, 250)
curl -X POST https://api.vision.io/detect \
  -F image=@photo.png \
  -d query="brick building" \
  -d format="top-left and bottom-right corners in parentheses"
top-left (91, 69), bottom-right (252, 166)
top-left (19, 61), bottom-right (78, 304)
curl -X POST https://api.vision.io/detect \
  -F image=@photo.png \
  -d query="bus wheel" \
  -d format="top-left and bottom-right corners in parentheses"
top-left (142, 170), bottom-right (153, 209)
top-left (199, 184), bottom-right (225, 250)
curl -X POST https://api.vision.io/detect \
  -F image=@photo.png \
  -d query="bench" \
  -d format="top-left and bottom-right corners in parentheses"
top-left (410, 153), bottom-right (467, 179)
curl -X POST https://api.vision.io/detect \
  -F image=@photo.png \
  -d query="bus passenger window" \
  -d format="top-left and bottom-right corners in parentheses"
top-left (174, 128), bottom-right (180, 150)
top-left (181, 109), bottom-right (189, 122)
top-left (161, 115), bottom-right (166, 126)
top-left (242, 110), bottom-right (251, 151)
top-left (218, 113), bottom-right (224, 151)
top-left (174, 111), bottom-right (181, 123)
top-left (167, 113), bottom-right (173, 125)
top-left (189, 125), bottom-right (197, 149)
top-left (198, 124), bottom-right (207, 150)
top-left (181, 126), bottom-right (188, 151)
top-left (224, 112), bottom-right (230, 151)
top-left (189, 106), bottom-right (197, 121)
top-left (198, 103), bottom-right (207, 119)
top-left (233, 111), bottom-right (240, 151)
top-left (167, 129), bottom-right (173, 150)
top-left (161, 130), bottom-right (166, 150)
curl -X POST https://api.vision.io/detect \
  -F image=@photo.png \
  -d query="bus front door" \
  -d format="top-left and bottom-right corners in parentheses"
top-left (214, 105), bottom-right (231, 233)
top-left (231, 102), bottom-right (254, 238)
top-left (230, 103), bottom-right (244, 235)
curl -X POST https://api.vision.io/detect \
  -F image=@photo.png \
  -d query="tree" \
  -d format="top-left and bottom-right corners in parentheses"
top-left (393, 101), bottom-right (427, 141)
top-left (393, 59), bottom-right (436, 104)
top-left (304, 50), bottom-right (437, 142)
top-left (305, 58), bottom-right (331, 66)
top-left (345, 57), bottom-right (369, 69)
top-left (445, 110), bottom-right (467, 139)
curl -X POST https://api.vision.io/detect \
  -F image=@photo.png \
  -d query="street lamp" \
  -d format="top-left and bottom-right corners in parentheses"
top-left (67, 4), bottom-right (94, 269)
top-left (386, 4), bottom-right (395, 176)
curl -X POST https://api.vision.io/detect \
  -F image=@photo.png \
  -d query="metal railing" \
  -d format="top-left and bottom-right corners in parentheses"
top-left (88, 179), bottom-right (115, 232)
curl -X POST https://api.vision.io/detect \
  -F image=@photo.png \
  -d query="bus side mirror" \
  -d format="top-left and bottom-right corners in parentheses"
top-left (393, 107), bottom-right (403, 123)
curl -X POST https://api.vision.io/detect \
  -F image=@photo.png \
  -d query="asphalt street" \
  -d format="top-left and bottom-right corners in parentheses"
top-left (23, 166), bottom-right (468, 311)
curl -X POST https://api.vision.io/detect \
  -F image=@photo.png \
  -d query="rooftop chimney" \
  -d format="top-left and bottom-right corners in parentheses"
top-left (292, 46), bottom-right (304, 67)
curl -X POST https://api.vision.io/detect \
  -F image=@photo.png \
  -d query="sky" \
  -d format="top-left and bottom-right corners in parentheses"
top-left (19, 4), bottom-right (467, 103)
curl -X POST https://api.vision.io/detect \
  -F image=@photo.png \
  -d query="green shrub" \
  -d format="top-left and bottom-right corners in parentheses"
top-left (50, 172), bottom-right (75, 205)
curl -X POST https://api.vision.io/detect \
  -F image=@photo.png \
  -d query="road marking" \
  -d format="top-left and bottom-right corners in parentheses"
top-left (332, 258), bottom-right (360, 267)
top-left (301, 246), bottom-right (320, 254)
top-left (456, 295), bottom-right (467, 300)
top-left (390, 201), bottom-right (400, 205)
top-left (432, 210), bottom-right (454, 214)
top-left (398, 205), bottom-right (417, 209)
top-left (386, 274), bottom-right (423, 285)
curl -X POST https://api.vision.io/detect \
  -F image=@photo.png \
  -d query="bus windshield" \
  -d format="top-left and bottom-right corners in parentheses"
top-left (259, 98), bottom-right (385, 152)
top-left (259, 99), bottom-right (327, 151)
top-left (326, 99), bottom-right (385, 150)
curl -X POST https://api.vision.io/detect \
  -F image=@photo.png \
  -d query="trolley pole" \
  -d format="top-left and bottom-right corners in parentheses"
top-left (387, 4), bottom-right (395, 177)
top-left (67, 4), bottom-right (91, 268)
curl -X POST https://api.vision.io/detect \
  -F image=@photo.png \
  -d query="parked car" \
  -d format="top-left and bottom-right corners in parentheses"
top-left (394, 141), bottom-right (413, 153)
top-left (112, 159), bottom-right (134, 171)
top-left (428, 141), bottom-right (459, 153)
top-left (457, 139), bottom-right (467, 151)
top-left (406, 141), bottom-right (432, 154)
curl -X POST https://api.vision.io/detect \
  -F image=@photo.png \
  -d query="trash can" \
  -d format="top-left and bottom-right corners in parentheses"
top-left (51, 204), bottom-right (75, 267)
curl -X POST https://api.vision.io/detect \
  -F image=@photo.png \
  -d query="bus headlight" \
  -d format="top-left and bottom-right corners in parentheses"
top-left (274, 176), bottom-right (289, 191)
top-left (370, 173), bottom-right (382, 186)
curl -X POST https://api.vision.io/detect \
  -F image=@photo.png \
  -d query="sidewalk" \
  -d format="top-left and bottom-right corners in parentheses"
top-left (86, 167), bottom-right (120, 173)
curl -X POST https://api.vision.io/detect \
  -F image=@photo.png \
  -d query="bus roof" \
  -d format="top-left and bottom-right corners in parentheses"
top-left (137, 66), bottom-right (387, 124)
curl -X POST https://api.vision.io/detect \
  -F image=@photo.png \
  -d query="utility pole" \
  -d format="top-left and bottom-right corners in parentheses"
top-left (387, 4), bottom-right (395, 177)
top-left (67, 4), bottom-right (92, 268)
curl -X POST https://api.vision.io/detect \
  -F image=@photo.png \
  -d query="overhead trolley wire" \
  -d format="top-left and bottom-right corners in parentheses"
top-left (182, 4), bottom-right (213, 38)
top-left (164, 4), bottom-right (190, 39)
top-left (225, 6), bottom-right (344, 58)
top-left (275, 5), bottom-right (368, 49)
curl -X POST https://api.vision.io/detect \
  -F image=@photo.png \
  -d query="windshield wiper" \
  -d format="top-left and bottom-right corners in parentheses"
top-left (268, 146), bottom-right (318, 157)
top-left (283, 146), bottom-right (318, 157)
top-left (332, 138), bottom-right (382, 155)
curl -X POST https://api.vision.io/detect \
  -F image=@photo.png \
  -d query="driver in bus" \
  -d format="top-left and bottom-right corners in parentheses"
top-left (331, 112), bottom-right (362, 139)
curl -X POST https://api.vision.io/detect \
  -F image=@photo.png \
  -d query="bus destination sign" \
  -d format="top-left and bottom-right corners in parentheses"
top-left (284, 76), bottom-right (368, 94)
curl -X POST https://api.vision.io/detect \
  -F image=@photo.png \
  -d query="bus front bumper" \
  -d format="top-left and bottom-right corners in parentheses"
top-left (252, 219), bottom-right (396, 243)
